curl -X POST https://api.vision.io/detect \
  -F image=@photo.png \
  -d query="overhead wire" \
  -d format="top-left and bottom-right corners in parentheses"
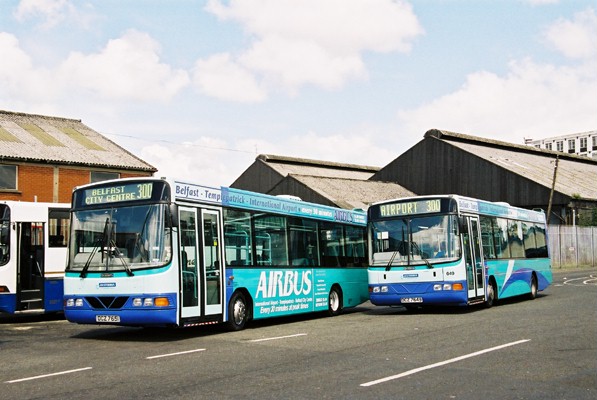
top-left (102, 131), bottom-right (257, 154)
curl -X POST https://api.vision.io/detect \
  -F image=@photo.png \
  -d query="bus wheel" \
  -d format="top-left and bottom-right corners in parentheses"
top-left (327, 286), bottom-right (343, 317)
top-left (227, 292), bottom-right (248, 331)
top-left (485, 281), bottom-right (496, 308)
top-left (528, 275), bottom-right (538, 300)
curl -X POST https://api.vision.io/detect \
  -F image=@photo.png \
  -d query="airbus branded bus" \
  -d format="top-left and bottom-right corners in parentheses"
top-left (368, 195), bottom-right (552, 308)
top-left (63, 178), bottom-right (369, 330)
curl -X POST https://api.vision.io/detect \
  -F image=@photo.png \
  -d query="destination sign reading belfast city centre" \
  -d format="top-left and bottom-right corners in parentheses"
top-left (83, 182), bottom-right (154, 205)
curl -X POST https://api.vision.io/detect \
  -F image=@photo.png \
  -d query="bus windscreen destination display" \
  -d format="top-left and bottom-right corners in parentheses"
top-left (83, 182), bottom-right (154, 205)
top-left (378, 199), bottom-right (442, 217)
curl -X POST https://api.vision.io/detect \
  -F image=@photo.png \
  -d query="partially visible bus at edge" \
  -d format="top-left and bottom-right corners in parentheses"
top-left (63, 178), bottom-right (369, 330)
top-left (0, 201), bottom-right (70, 315)
top-left (367, 195), bottom-right (552, 308)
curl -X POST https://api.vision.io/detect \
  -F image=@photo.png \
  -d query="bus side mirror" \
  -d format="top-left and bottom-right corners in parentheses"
top-left (169, 203), bottom-right (179, 227)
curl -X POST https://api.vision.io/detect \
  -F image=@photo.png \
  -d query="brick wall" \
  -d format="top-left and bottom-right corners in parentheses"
top-left (0, 164), bottom-right (152, 203)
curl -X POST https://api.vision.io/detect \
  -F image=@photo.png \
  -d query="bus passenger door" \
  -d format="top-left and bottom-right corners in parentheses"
top-left (463, 216), bottom-right (485, 301)
top-left (179, 207), bottom-right (224, 319)
top-left (179, 207), bottom-right (200, 318)
top-left (17, 222), bottom-right (45, 311)
top-left (202, 210), bottom-right (223, 316)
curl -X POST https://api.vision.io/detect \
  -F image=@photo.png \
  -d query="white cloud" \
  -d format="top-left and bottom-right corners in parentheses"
top-left (397, 58), bottom-right (597, 143)
top-left (138, 127), bottom-right (396, 187)
top-left (14, 0), bottom-right (72, 27)
top-left (0, 30), bottom-right (189, 105)
top-left (0, 32), bottom-right (58, 102)
top-left (14, 0), bottom-right (97, 29)
top-left (139, 138), bottom-right (256, 186)
top-left (283, 130), bottom-right (395, 167)
top-left (524, 0), bottom-right (559, 5)
top-left (195, 0), bottom-right (423, 101)
top-left (544, 7), bottom-right (597, 60)
top-left (192, 53), bottom-right (267, 102)
top-left (60, 30), bottom-right (190, 102)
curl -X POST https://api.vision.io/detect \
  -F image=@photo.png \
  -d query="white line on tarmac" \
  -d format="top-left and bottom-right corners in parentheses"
top-left (360, 339), bottom-right (531, 387)
top-left (248, 333), bottom-right (308, 342)
top-left (146, 348), bottom-right (206, 359)
top-left (5, 367), bottom-right (93, 384)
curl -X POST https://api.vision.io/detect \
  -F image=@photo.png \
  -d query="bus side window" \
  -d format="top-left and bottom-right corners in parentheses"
top-left (507, 220), bottom-right (525, 258)
top-left (480, 216), bottom-right (496, 259)
top-left (493, 218), bottom-right (511, 259)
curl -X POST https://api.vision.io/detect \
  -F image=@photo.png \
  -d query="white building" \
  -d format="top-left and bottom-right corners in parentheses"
top-left (525, 131), bottom-right (597, 159)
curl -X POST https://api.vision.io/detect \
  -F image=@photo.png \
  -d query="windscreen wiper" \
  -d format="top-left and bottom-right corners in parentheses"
top-left (385, 251), bottom-right (399, 271)
top-left (411, 241), bottom-right (433, 269)
top-left (80, 239), bottom-right (101, 278)
top-left (108, 238), bottom-right (134, 276)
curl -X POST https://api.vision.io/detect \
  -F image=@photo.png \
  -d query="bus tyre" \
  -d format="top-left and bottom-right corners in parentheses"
top-left (327, 286), bottom-right (343, 317)
top-left (528, 275), bottom-right (538, 300)
top-left (485, 282), bottom-right (496, 308)
top-left (227, 292), bottom-right (248, 331)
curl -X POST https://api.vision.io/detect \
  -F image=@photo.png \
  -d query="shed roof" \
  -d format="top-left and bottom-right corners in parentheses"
top-left (427, 129), bottom-right (597, 201)
top-left (286, 174), bottom-right (415, 210)
top-left (256, 154), bottom-right (379, 180)
top-left (0, 110), bottom-right (156, 172)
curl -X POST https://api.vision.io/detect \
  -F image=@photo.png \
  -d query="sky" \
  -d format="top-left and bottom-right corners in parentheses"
top-left (1, 0), bottom-right (596, 187)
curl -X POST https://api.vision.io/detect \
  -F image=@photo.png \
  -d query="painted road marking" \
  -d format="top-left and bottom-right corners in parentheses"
top-left (146, 348), bottom-right (206, 359)
top-left (360, 339), bottom-right (531, 387)
top-left (5, 367), bottom-right (93, 384)
top-left (248, 333), bottom-right (308, 343)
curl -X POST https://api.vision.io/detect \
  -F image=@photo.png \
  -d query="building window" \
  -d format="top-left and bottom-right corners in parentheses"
top-left (90, 171), bottom-right (120, 183)
top-left (556, 141), bottom-right (563, 152)
top-left (592, 136), bottom-right (597, 150)
top-left (580, 137), bottom-right (587, 152)
top-left (545, 142), bottom-right (552, 151)
top-left (0, 164), bottom-right (17, 190)
top-left (567, 139), bottom-right (575, 153)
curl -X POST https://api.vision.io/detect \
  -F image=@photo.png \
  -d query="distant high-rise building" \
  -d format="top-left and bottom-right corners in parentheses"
top-left (525, 131), bottom-right (597, 159)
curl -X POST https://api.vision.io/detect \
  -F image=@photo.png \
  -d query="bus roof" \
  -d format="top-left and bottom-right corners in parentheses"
top-left (1, 201), bottom-right (70, 222)
top-left (71, 177), bottom-right (366, 226)
top-left (370, 194), bottom-right (546, 223)
top-left (173, 180), bottom-right (366, 226)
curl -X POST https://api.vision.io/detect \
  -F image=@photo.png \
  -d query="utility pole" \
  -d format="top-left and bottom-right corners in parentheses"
top-left (546, 155), bottom-right (559, 225)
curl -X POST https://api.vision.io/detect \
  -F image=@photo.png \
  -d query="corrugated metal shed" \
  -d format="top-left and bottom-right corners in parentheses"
top-left (232, 154), bottom-right (414, 210)
top-left (0, 110), bottom-right (156, 172)
top-left (371, 129), bottom-right (597, 223)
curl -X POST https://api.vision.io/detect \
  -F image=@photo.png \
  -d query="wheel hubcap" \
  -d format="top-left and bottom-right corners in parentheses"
top-left (234, 300), bottom-right (246, 325)
top-left (329, 291), bottom-right (339, 311)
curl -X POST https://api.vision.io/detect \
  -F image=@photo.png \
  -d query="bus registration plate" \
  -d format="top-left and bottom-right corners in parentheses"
top-left (96, 315), bottom-right (120, 323)
top-left (401, 297), bottom-right (423, 304)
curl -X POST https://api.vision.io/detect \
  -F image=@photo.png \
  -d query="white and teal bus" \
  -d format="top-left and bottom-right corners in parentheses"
top-left (368, 195), bottom-right (552, 308)
top-left (1, 201), bottom-right (70, 314)
top-left (63, 178), bottom-right (368, 330)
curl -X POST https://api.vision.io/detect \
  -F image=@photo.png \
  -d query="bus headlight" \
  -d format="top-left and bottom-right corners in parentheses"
top-left (434, 284), bottom-right (442, 291)
top-left (132, 297), bottom-right (170, 307)
top-left (66, 298), bottom-right (84, 307)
